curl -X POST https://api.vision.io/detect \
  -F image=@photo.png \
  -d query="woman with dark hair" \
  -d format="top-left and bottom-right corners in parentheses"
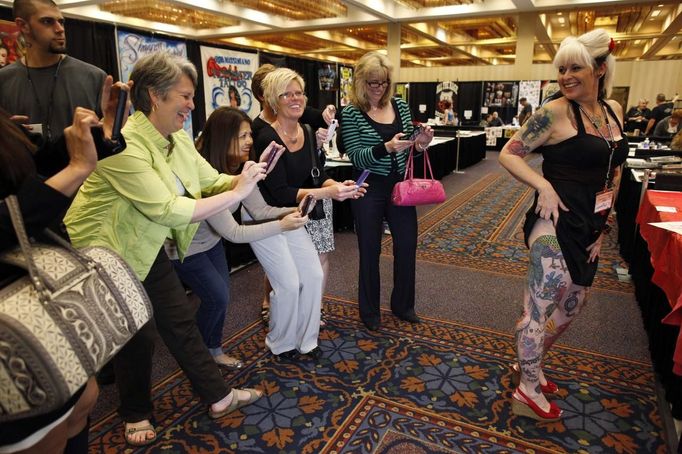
top-left (0, 106), bottom-right (101, 454)
top-left (228, 85), bottom-right (241, 108)
top-left (167, 106), bottom-right (308, 369)
top-left (64, 52), bottom-right (265, 446)
top-left (499, 29), bottom-right (628, 422)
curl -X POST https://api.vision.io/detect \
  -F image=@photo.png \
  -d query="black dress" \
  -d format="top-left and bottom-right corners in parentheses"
top-left (523, 100), bottom-right (629, 286)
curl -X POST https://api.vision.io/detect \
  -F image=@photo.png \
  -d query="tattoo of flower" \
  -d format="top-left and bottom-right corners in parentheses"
top-left (507, 139), bottom-right (530, 157)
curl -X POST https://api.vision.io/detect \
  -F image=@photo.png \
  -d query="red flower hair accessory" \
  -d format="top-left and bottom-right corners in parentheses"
top-left (608, 38), bottom-right (615, 53)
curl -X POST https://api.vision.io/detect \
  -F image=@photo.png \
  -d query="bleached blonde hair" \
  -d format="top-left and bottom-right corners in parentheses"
top-left (554, 28), bottom-right (615, 98)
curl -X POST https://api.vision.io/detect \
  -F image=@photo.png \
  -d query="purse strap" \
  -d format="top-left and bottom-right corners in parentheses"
top-left (402, 145), bottom-right (436, 181)
top-left (3, 195), bottom-right (96, 302)
top-left (303, 124), bottom-right (322, 187)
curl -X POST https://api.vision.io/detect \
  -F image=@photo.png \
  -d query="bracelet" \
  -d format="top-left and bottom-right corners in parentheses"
top-left (416, 142), bottom-right (429, 152)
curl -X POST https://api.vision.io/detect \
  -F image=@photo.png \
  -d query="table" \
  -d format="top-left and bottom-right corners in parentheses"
top-left (413, 132), bottom-right (486, 179)
top-left (633, 189), bottom-right (682, 417)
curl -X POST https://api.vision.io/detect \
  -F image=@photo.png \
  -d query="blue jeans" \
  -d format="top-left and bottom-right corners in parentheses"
top-left (171, 241), bottom-right (230, 353)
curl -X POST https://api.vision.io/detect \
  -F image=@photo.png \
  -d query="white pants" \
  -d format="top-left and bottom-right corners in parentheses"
top-left (249, 228), bottom-right (323, 355)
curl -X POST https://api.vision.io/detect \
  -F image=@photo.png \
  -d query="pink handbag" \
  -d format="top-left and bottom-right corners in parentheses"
top-left (391, 145), bottom-right (446, 206)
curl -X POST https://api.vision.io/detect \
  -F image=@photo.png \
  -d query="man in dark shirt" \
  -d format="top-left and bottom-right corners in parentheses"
top-left (488, 111), bottom-right (504, 127)
top-left (645, 93), bottom-right (674, 136)
top-left (0, 0), bottom-right (106, 176)
top-left (518, 98), bottom-right (533, 126)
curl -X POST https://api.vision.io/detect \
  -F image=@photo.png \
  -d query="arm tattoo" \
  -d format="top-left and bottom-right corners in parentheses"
top-left (507, 139), bottom-right (530, 157)
top-left (521, 108), bottom-right (554, 143)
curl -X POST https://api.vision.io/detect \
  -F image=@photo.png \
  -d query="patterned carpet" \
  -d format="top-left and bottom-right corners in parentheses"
top-left (382, 156), bottom-right (633, 293)
top-left (89, 297), bottom-right (664, 453)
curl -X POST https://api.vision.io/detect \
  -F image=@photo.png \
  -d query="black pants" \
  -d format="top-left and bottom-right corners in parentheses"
top-left (114, 248), bottom-right (229, 422)
top-left (351, 172), bottom-right (417, 324)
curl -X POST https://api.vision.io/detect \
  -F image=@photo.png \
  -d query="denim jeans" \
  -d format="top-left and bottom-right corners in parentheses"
top-left (171, 241), bottom-right (230, 352)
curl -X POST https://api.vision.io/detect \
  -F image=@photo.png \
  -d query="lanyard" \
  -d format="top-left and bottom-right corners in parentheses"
top-left (577, 101), bottom-right (617, 191)
top-left (25, 56), bottom-right (64, 142)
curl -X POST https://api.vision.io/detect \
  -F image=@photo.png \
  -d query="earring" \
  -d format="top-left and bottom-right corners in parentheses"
top-left (152, 103), bottom-right (158, 113)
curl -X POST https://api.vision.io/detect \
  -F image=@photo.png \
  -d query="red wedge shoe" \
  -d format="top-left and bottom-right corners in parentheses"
top-left (511, 387), bottom-right (563, 422)
top-left (511, 364), bottom-right (559, 395)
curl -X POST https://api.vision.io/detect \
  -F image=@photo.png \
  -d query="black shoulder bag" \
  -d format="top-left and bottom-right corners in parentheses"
top-left (303, 124), bottom-right (326, 220)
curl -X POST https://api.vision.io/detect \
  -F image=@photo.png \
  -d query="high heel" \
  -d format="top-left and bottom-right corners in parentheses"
top-left (511, 364), bottom-right (559, 395)
top-left (511, 388), bottom-right (563, 422)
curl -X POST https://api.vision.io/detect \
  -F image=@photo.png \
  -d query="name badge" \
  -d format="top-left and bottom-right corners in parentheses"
top-left (594, 189), bottom-right (614, 214)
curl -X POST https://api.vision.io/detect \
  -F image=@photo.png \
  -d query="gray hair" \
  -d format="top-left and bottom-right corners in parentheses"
top-left (129, 52), bottom-right (198, 114)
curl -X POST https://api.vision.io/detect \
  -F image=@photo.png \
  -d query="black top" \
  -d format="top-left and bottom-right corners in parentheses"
top-left (254, 124), bottom-right (329, 207)
top-left (523, 100), bottom-right (629, 286)
top-left (0, 176), bottom-right (85, 446)
top-left (626, 106), bottom-right (651, 119)
top-left (649, 102), bottom-right (674, 130)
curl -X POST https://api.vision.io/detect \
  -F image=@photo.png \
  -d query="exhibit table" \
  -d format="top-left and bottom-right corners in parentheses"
top-left (632, 189), bottom-right (682, 417)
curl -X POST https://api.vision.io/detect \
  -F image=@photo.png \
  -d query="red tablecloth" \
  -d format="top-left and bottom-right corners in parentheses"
top-left (637, 190), bottom-right (682, 375)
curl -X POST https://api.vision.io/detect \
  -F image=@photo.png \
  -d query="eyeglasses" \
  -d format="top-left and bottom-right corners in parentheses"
top-left (278, 90), bottom-right (305, 100)
top-left (366, 80), bottom-right (390, 89)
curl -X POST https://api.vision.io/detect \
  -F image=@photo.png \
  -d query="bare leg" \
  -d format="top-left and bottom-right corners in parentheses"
top-left (319, 252), bottom-right (329, 325)
top-left (262, 275), bottom-right (271, 326)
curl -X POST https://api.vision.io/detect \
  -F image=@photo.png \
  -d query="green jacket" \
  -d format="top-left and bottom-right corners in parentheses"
top-left (65, 111), bottom-right (234, 280)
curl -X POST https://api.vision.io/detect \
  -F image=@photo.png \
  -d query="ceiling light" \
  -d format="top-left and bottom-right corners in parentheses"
top-left (558, 17), bottom-right (565, 24)
top-left (651, 10), bottom-right (661, 17)
top-left (557, 12), bottom-right (562, 16)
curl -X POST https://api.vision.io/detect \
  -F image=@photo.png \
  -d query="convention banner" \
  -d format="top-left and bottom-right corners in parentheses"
top-left (339, 66), bottom-right (353, 106)
top-left (116, 30), bottom-right (192, 136)
top-left (0, 20), bottom-right (21, 68)
top-left (436, 81), bottom-right (458, 124)
top-left (199, 45), bottom-right (258, 120)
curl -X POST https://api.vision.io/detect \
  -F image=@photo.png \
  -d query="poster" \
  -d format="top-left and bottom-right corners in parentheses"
top-left (436, 81), bottom-right (458, 124)
top-left (116, 31), bottom-right (192, 136)
top-left (200, 45), bottom-right (258, 120)
top-left (0, 20), bottom-right (21, 69)
top-left (339, 66), bottom-right (353, 106)
top-left (541, 81), bottom-right (560, 105)
top-left (518, 80), bottom-right (541, 114)
top-left (483, 81), bottom-right (518, 107)
top-left (318, 64), bottom-right (336, 91)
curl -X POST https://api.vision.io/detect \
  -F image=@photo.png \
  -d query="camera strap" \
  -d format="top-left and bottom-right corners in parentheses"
top-left (304, 124), bottom-right (322, 187)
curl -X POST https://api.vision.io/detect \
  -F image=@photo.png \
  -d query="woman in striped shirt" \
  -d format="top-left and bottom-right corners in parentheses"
top-left (339, 51), bottom-right (433, 332)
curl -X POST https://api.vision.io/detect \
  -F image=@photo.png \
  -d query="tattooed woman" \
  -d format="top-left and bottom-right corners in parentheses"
top-left (498, 29), bottom-right (628, 422)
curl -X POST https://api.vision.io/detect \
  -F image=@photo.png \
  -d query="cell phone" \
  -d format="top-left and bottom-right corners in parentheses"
top-left (299, 194), bottom-right (315, 215)
top-left (407, 124), bottom-right (424, 141)
top-left (264, 145), bottom-right (278, 173)
top-left (111, 89), bottom-right (128, 141)
top-left (326, 119), bottom-right (338, 139)
top-left (355, 169), bottom-right (370, 187)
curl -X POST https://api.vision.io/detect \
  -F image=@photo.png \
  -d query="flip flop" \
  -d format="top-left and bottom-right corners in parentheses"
top-left (124, 422), bottom-right (156, 447)
top-left (214, 355), bottom-right (243, 369)
top-left (208, 388), bottom-right (262, 419)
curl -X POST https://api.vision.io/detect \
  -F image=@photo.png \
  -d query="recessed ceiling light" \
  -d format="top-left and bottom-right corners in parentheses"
top-left (557, 12), bottom-right (563, 16)
top-left (651, 10), bottom-right (661, 17)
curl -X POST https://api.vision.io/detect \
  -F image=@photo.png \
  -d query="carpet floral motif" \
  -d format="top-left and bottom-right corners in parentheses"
top-left (89, 298), bottom-right (664, 453)
top-left (382, 157), bottom-right (632, 293)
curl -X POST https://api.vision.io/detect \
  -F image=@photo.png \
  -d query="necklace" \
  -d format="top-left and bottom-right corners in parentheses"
top-left (278, 123), bottom-right (299, 144)
top-left (25, 54), bottom-right (64, 142)
top-left (577, 100), bottom-right (617, 190)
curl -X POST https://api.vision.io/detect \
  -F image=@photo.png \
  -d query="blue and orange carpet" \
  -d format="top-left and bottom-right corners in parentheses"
top-left (89, 297), bottom-right (664, 453)
top-left (384, 160), bottom-right (632, 293)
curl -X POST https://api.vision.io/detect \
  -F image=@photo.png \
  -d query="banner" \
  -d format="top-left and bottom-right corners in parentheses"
top-left (483, 81), bottom-right (518, 107)
top-left (318, 64), bottom-right (336, 91)
top-left (339, 66), bottom-right (353, 106)
top-left (0, 20), bottom-right (21, 68)
top-left (436, 81), bottom-right (458, 124)
top-left (200, 45), bottom-right (258, 120)
top-left (116, 31), bottom-right (192, 136)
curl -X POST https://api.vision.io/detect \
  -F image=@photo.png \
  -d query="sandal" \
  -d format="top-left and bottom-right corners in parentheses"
top-left (511, 387), bottom-right (563, 421)
top-left (124, 421), bottom-right (157, 447)
top-left (320, 308), bottom-right (327, 327)
top-left (209, 388), bottom-right (263, 419)
top-left (261, 305), bottom-right (270, 326)
top-left (214, 354), bottom-right (243, 369)
top-left (511, 363), bottom-right (559, 395)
